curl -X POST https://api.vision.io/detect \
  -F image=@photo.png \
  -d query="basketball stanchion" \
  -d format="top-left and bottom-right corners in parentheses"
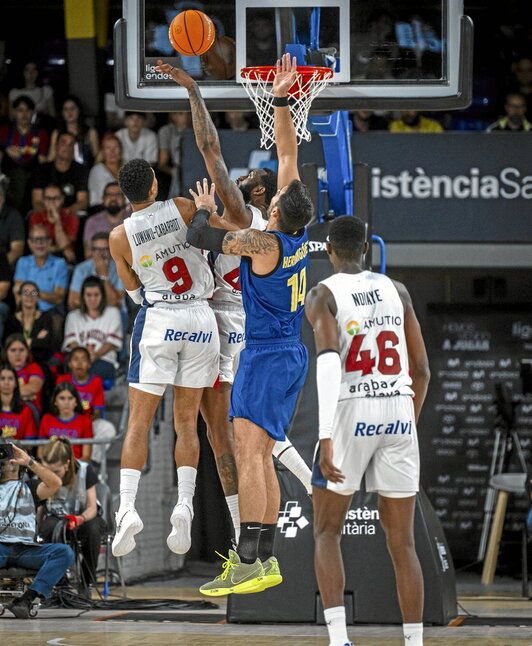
top-left (240, 65), bottom-right (333, 149)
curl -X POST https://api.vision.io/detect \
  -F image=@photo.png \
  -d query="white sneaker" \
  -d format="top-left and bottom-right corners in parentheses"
top-left (112, 507), bottom-right (144, 557)
top-left (167, 501), bottom-right (193, 554)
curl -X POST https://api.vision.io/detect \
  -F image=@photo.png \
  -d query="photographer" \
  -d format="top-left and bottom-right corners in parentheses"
top-left (0, 441), bottom-right (74, 618)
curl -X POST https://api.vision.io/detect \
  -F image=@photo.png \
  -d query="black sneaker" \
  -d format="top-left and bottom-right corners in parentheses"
top-left (7, 596), bottom-right (32, 619)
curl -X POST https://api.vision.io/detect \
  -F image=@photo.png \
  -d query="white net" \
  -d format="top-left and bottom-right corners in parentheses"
top-left (240, 67), bottom-right (333, 150)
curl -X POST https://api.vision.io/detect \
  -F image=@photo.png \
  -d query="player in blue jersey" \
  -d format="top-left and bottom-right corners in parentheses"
top-left (186, 54), bottom-right (313, 595)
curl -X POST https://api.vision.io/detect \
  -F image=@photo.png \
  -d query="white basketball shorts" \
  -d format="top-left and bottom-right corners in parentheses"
top-left (128, 302), bottom-right (219, 390)
top-left (210, 303), bottom-right (245, 384)
top-left (312, 395), bottom-right (419, 496)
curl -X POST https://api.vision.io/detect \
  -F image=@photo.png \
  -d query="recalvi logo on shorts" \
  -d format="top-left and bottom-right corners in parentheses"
top-left (354, 420), bottom-right (412, 436)
top-left (163, 329), bottom-right (213, 342)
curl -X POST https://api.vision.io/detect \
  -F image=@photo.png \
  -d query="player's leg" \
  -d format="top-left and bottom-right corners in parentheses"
top-left (200, 383), bottom-right (240, 542)
top-left (313, 486), bottom-right (353, 646)
top-left (272, 437), bottom-right (312, 495)
top-left (112, 384), bottom-right (163, 557)
top-left (167, 384), bottom-right (204, 555)
top-left (378, 494), bottom-right (424, 645)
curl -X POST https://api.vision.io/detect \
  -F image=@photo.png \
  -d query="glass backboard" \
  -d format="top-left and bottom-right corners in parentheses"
top-left (114, 0), bottom-right (473, 111)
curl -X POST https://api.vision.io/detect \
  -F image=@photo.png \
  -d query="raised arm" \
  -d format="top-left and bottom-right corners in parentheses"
top-left (155, 60), bottom-right (250, 228)
top-left (272, 54), bottom-right (300, 188)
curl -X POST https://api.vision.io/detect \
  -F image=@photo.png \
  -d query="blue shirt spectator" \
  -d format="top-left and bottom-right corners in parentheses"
top-left (13, 225), bottom-right (69, 312)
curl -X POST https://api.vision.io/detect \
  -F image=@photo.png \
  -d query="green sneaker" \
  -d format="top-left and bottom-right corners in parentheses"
top-left (199, 550), bottom-right (264, 597)
top-left (234, 556), bottom-right (283, 594)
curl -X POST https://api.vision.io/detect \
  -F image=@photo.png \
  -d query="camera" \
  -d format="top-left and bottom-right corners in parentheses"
top-left (0, 441), bottom-right (14, 461)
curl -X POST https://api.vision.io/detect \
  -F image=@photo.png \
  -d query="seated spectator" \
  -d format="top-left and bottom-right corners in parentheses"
top-left (389, 110), bottom-right (443, 133)
top-left (3, 281), bottom-right (61, 364)
top-left (83, 183), bottom-right (128, 257)
top-left (38, 384), bottom-right (92, 462)
top-left (351, 110), bottom-right (389, 132)
top-left (0, 96), bottom-right (49, 213)
top-left (8, 61), bottom-right (56, 125)
top-left (48, 95), bottom-right (100, 166)
top-left (0, 441), bottom-right (73, 619)
top-left (510, 57), bottom-right (532, 107)
top-left (116, 112), bottom-right (158, 164)
top-left (103, 92), bottom-right (125, 131)
top-left (88, 135), bottom-right (124, 209)
top-left (39, 437), bottom-right (105, 589)
top-left (69, 233), bottom-right (124, 310)
top-left (28, 184), bottom-right (80, 263)
top-left (13, 224), bottom-right (69, 314)
top-left (0, 250), bottom-right (11, 340)
top-left (63, 276), bottom-right (122, 381)
top-left (224, 111), bottom-right (251, 132)
top-left (3, 334), bottom-right (45, 417)
top-left (486, 93), bottom-right (531, 132)
top-left (0, 364), bottom-right (37, 441)
top-left (0, 174), bottom-right (25, 266)
top-left (57, 348), bottom-right (116, 466)
top-left (158, 112), bottom-right (190, 199)
top-left (32, 131), bottom-right (89, 215)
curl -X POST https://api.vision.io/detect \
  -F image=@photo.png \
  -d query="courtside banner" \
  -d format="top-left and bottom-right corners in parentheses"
top-left (352, 132), bottom-right (532, 242)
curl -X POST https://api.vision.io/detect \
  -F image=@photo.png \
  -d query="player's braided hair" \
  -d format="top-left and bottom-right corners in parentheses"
top-left (328, 215), bottom-right (366, 260)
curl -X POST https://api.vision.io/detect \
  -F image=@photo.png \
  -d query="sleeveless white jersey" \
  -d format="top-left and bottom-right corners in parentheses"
top-left (210, 205), bottom-right (267, 305)
top-left (124, 199), bottom-right (213, 305)
top-left (320, 271), bottom-right (414, 400)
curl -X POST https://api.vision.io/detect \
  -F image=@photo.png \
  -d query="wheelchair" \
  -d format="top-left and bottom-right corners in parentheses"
top-left (0, 567), bottom-right (40, 617)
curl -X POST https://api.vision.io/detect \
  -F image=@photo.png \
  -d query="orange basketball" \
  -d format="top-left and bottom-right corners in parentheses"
top-left (168, 10), bottom-right (215, 56)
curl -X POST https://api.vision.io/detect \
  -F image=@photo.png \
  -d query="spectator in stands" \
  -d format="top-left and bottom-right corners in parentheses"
top-left (58, 348), bottom-right (116, 466)
top-left (0, 174), bottom-right (25, 265)
top-left (88, 135), bottom-right (124, 209)
top-left (158, 112), bottom-right (190, 199)
top-left (510, 57), bottom-right (532, 106)
top-left (0, 96), bottom-right (49, 213)
top-left (351, 110), bottom-right (389, 132)
top-left (486, 93), bottom-right (531, 132)
top-left (0, 251), bottom-right (11, 340)
top-left (389, 110), bottom-right (443, 133)
top-left (28, 184), bottom-right (80, 263)
top-left (224, 111), bottom-right (251, 132)
top-left (3, 334), bottom-right (45, 418)
top-left (103, 92), bottom-right (125, 131)
top-left (13, 224), bottom-right (69, 314)
top-left (0, 363), bottom-right (37, 441)
top-left (115, 112), bottom-right (158, 164)
top-left (68, 233), bottom-right (124, 310)
top-left (3, 281), bottom-right (61, 365)
top-left (47, 95), bottom-right (100, 166)
top-left (8, 61), bottom-right (56, 124)
top-left (38, 385), bottom-right (92, 462)
top-left (32, 131), bottom-right (89, 214)
top-left (39, 437), bottom-right (105, 588)
top-left (0, 441), bottom-right (73, 620)
top-left (63, 276), bottom-right (122, 382)
top-left (83, 183), bottom-right (128, 257)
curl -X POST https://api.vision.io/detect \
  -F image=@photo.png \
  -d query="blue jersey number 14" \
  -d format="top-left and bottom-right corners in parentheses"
top-left (287, 267), bottom-right (307, 312)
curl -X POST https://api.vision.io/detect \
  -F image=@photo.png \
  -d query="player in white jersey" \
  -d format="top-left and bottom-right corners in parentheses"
top-left (156, 60), bottom-right (313, 549)
top-left (305, 216), bottom-right (430, 646)
top-left (109, 158), bottom-right (221, 558)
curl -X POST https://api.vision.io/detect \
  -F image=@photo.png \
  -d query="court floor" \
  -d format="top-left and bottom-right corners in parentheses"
top-left (2, 571), bottom-right (532, 645)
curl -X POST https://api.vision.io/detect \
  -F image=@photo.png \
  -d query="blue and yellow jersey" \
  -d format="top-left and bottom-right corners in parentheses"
top-left (240, 229), bottom-right (309, 342)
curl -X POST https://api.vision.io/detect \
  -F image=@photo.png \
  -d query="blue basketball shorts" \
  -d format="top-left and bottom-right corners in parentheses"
top-left (229, 338), bottom-right (309, 441)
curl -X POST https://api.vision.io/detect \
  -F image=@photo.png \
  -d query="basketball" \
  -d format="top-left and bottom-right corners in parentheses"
top-left (168, 10), bottom-right (215, 57)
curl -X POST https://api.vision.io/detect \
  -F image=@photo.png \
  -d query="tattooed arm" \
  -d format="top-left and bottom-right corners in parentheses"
top-left (155, 60), bottom-right (251, 228)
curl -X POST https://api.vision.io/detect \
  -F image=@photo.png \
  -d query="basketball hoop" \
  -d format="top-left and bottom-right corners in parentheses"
top-left (240, 65), bottom-right (333, 150)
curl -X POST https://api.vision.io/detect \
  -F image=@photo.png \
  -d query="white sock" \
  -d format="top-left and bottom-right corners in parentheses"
top-left (273, 439), bottom-right (312, 495)
top-left (403, 622), bottom-right (423, 645)
top-left (323, 606), bottom-right (349, 646)
top-left (225, 494), bottom-right (240, 543)
top-left (177, 466), bottom-right (197, 507)
top-left (119, 468), bottom-right (141, 510)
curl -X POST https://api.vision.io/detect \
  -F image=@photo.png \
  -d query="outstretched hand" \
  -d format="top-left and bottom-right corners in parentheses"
top-left (9, 443), bottom-right (31, 467)
top-left (189, 178), bottom-right (217, 214)
top-left (272, 53), bottom-right (298, 98)
top-left (155, 59), bottom-right (195, 90)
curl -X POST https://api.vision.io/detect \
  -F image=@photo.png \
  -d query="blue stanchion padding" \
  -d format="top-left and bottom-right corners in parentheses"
top-left (309, 111), bottom-right (353, 219)
top-left (284, 44), bottom-right (307, 66)
top-left (371, 234), bottom-right (386, 275)
top-left (310, 8), bottom-right (320, 51)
